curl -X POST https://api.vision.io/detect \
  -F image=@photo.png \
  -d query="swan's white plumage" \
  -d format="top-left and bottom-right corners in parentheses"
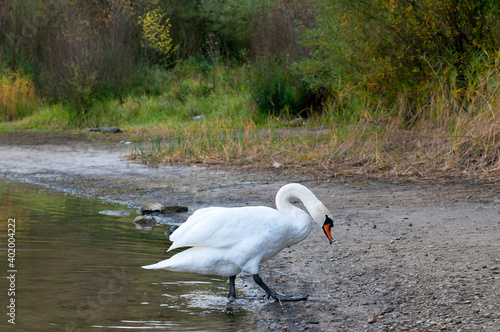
top-left (142, 183), bottom-right (332, 277)
top-left (168, 207), bottom-right (294, 251)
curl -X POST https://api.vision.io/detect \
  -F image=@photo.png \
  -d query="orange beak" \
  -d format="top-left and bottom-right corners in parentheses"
top-left (323, 217), bottom-right (334, 244)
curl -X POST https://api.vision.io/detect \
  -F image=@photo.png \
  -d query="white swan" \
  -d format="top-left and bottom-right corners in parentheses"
top-left (142, 183), bottom-right (334, 301)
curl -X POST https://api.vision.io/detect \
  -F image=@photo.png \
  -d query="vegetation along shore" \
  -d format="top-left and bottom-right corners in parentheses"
top-left (1, 0), bottom-right (499, 181)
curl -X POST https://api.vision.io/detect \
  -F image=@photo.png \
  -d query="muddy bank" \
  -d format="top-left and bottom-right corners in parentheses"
top-left (0, 142), bottom-right (499, 331)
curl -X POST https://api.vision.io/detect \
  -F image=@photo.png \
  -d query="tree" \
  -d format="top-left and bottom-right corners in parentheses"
top-left (139, 6), bottom-right (176, 65)
top-left (298, 0), bottom-right (500, 114)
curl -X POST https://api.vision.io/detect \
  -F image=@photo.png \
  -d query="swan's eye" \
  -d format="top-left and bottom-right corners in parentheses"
top-left (325, 215), bottom-right (334, 227)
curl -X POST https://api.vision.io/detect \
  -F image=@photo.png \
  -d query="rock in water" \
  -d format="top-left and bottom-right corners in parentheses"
top-left (141, 203), bottom-right (188, 214)
top-left (161, 205), bottom-right (188, 213)
top-left (141, 202), bottom-right (164, 213)
top-left (99, 210), bottom-right (130, 217)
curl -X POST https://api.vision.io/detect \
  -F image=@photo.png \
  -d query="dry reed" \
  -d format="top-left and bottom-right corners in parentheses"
top-left (0, 72), bottom-right (37, 122)
top-left (129, 108), bottom-right (499, 182)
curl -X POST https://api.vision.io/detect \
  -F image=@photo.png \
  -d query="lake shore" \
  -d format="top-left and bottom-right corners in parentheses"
top-left (1, 138), bottom-right (498, 331)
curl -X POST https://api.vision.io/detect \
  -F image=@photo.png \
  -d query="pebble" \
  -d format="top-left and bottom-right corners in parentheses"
top-left (368, 315), bottom-right (377, 323)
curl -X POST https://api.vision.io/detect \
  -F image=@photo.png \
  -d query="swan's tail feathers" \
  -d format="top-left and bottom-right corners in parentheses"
top-left (141, 260), bottom-right (171, 270)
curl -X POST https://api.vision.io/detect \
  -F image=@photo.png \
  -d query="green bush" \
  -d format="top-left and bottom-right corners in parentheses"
top-left (250, 55), bottom-right (315, 116)
top-left (298, 0), bottom-right (500, 121)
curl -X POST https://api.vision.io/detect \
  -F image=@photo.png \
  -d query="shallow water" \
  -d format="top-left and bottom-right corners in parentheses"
top-left (0, 179), bottom-right (253, 331)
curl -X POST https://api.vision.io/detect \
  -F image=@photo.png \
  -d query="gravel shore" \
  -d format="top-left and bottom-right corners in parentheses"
top-left (1, 141), bottom-right (498, 331)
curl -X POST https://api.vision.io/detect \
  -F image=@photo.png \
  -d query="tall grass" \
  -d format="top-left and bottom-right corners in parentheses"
top-left (14, 61), bottom-right (254, 130)
top-left (130, 119), bottom-right (335, 168)
top-left (0, 72), bottom-right (39, 122)
top-left (130, 107), bottom-right (498, 179)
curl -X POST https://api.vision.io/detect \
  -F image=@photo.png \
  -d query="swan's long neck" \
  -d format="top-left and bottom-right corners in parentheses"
top-left (275, 184), bottom-right (322, 241)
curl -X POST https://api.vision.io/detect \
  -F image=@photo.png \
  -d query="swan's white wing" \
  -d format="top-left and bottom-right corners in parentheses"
top-left (168, 206), bottom-right (288, 251)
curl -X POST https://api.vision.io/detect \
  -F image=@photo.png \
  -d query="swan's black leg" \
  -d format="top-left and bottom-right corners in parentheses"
top-left (228, 275), bottom-right (237, 302)
top-left (253, 274), bottom-right (308, 301)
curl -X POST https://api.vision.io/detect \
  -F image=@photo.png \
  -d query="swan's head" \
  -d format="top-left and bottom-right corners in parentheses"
top-left (276, 183), bottom-right (334, 244)
top-left (311, 204), bottom-right (334, 244)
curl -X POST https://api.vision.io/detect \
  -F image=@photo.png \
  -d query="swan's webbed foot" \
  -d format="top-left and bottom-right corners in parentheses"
top-left (228, 275), bottom-right (308, 302)
top-left (253, 274), bottom-right (308, 302)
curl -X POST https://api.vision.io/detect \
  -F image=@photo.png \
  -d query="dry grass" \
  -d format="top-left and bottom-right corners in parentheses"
top-left (0, 72), bottom-right (38, 122)
top-left (129, 109), bottom-right (500, 182)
